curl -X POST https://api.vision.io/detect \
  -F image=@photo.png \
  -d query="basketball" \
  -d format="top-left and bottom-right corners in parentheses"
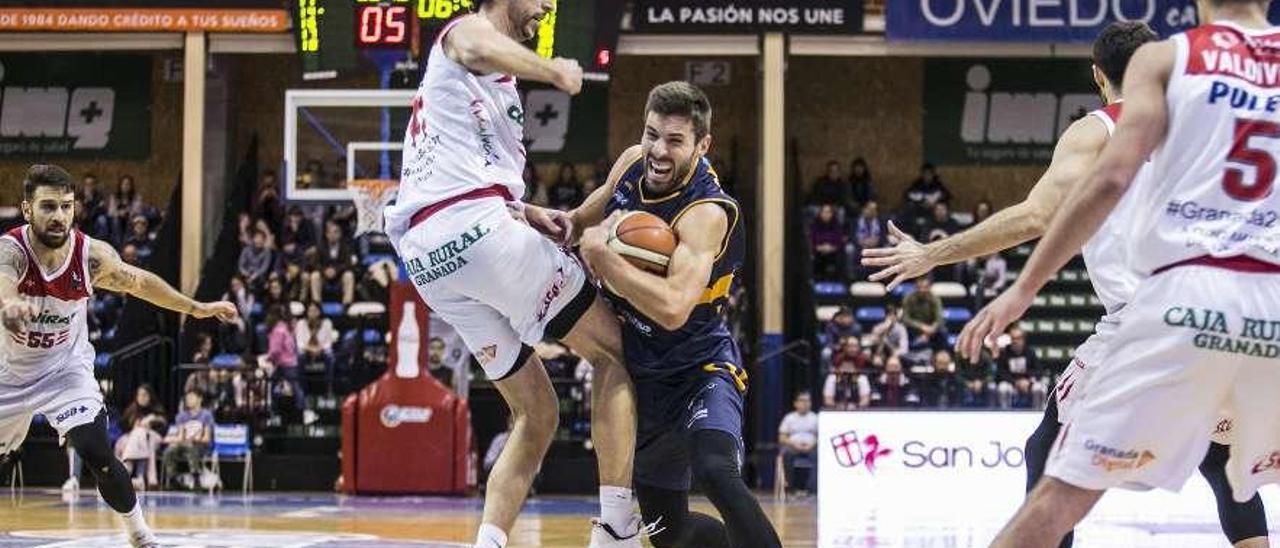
top-left (608, 211), bottom-right (678, 275)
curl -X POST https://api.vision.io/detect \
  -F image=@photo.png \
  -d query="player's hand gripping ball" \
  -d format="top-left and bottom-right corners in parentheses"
top-left (607, 211), bottom-right (677, 276)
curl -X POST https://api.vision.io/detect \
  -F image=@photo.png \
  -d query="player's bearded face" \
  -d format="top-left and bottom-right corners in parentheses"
top-left (510, 0), bottom-right (553, 41)
top-left (23, 188), bottom-right (74, 249)
top-left (641, 112), bottom-right (710, 192)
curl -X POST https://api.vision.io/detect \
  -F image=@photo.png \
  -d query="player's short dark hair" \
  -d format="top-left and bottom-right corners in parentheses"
top-left (1093, 22), bottom-right (1158, 89)
top-left (23, 164), bottom-right (75, 200)
top-left (645, 81), bottom-right (713, 142)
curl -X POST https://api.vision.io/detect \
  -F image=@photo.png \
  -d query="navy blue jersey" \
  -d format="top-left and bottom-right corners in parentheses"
top-left (603, 154), bottom-right (746, 383)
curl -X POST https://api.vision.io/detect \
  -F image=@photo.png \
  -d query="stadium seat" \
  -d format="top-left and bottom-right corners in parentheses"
top-left (946, 334), bottom-right (958, 348)
top-left (362, 328), bottom-right (384, 345)
top-left (815, 305), bottom-right (840, 322)
top-left (813, 281), bottom-right (847, 297)
top-left (204, 424), bottom-right (253, 496)
top-left (250, 302), bottom-right (264, 319)
top-left (347, 302), bottom-right (387, 317)
top-left (321, 302), bottom-right (345, 317)
top-left (849, 282), bottom-right (886, 298)
top-left (942, 307), bottom-right (972, 324)
top-left (94, 353), bottom-right (112, 369)
top-left (361, 253), bottom-right (398, 268)
top-left (855, 306), bottom-right (886, 323)
top-left (890, 282), bottom-right (916, 298)
top-left (932, 282), bottom-right (967, 299)
top-left (289, 301), bottom-right (305, 317)
top-left (211, 353), bottom-right (243, 369)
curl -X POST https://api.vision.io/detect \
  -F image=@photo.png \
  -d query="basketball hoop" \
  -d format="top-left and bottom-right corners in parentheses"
top-left (349, 179), bottom-right (399, 237)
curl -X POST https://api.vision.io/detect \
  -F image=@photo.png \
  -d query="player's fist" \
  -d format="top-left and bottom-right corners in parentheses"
top-left (0, 299), bottom-right (36, 334)
top-left (192, 301), bottom-right (240, 323)
top-left (551, 57), bottom-right (583, 95)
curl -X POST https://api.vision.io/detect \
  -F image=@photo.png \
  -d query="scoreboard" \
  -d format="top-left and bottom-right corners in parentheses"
top-left (294, 0), bottom-right (619, 80)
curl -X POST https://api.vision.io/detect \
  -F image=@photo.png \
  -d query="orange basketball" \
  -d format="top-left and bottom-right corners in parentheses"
top-left (608, 211), bottom-right (678, 275)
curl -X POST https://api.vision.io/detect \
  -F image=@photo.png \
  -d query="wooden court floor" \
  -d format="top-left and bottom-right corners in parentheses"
top-left (0, 489), bottom-right (817, 547)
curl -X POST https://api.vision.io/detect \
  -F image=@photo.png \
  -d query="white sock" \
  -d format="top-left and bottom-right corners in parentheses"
top-left (599, 485), bottom-right (636, 535)
top-left (120, 501), bottom-right (150, 536)
top-left (474, 523), bottom-right (508, 548)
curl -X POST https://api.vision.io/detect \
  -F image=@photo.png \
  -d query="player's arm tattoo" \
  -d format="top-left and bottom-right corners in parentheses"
top-left (88, 239), bottom-right (197, 315)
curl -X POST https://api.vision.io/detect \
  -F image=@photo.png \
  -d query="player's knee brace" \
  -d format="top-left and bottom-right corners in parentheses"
top-left (66, 413), bottom-right (115, 471)
top-left (1200, 442), bottom-right (1269, 544)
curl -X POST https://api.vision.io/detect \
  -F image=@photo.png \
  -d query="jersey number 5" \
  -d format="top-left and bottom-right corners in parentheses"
top-left (1224, 118), bottom-right (1280, 202)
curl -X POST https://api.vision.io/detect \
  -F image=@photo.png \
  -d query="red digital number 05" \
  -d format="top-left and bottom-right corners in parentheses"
top-left (1223, 118), bottom-right (1280, 202)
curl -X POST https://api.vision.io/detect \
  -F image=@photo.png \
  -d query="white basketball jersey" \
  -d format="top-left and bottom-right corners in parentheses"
top-left (384, 17), bottom-right (528, 242)
top-left (1126, 22), bottom-right (1280, 274)
top-left (1083, 103), bottom-right (1144, 313)
top-left (0, 226), bottom-right (94, 385)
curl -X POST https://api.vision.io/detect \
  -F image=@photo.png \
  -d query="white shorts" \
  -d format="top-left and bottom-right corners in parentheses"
top-left (393, 197), bottom-right (593, 380)
top-left (1046, 265), bottom-right (1280, 502)
top-left (0, 362), bottom-right (103, 454)
top-left (1054, 309), bottom-right (1123, 426)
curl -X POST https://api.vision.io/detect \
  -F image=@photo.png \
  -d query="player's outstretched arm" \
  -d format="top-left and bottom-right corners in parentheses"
top-left (0, 238), bottom-right (35, 333)
top-left (87, 239), bottom-right (238, 322)
top-left (443, 15), bottom-right (582, 94)
top-left (861, 116), bottom-right (1109, 290)
top-left (580, 203), bottom-right (727, 331)
top-left (957, 40), bottom-right (1173, 361)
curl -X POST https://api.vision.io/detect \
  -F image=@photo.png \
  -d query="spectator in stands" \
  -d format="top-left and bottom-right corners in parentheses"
top-left (902, 163), bottom-right (951, 227)
top-left (123, 216), bottom-right (154, 259)
top-left (79, 173), bottom-right (110, 241)
top-left (903, 277), bottom-right (948, 351)
top-left (930, 350), bottom-right (965, 407)
top-left (808, 160), bottom-right (849, 211)
top-left (995, 327), bottom-right (1046, 409)
top-left (869, 302), bottom-right (909, 364)
top-left (108, 174), bottom-right (144, 242)
top-left (253, 183), bottom-right (284, 235)
top-left (219, 276), bottom-right (253, 354)
top-left (237, 213), bottom-right (254, 248)
top-left (120, 243), bottom-right (140, 267)
top-left (265, 305), bottom-right (312, 424)
top-left (852, 201), bottom-right (885, 278)
top-left (280, 207), bottom-right (316, 267)
top-left (311, 220), bottom-right (357, 305)
top-left (225, 275), bottom-right (255, 322)
top-left (971, 199), bottom-right (993, 226)
top-left (282, 263), bottom-right (311, 303)
top-left (809, 204), bottom-right (848, 280)
top-left (296, 302), bottom-right (338, 395)
top-left (822, 307), bottom-right (861, 362)
top-left (873, 355), bottom-right (912, 407)
top-left (922, 201), bottom-right (960, 243)
top-left (262, 276), bottom-right (290, 310)
top-left (184, 333), bottom-right (217, 401)
top-left (778, 392), bottom-right (819, 496)
top-left (189, 332), bottom-right (215, 368)
top-left (116, 385), bottom-right (167, 489)
top-left (238, 229), bottom-right (273, 291)
top-left (162, 389), bottom-right (215, 490)
top-left (547, 162), bottom-right (586, 210)
top-left (428, 337), bottom-right (454, 389)
top-left (823, 353), bottom-right (869, 410)
top-left (522, 164), bottom-right (546, 206)
top-left (589, 157), bottom-right (611, 193)
top-left (972, 253), bottom-right (1008, 308)
top-left (848, 157), bottom-right (876, 207)
top-left (830, 336), bottom-right (867, 375)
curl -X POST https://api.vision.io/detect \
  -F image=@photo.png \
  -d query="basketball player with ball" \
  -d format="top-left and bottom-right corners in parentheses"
top-left (571, 81), bottom-right (782, 548)
top-left (383, 1), bottom-right (644, 546)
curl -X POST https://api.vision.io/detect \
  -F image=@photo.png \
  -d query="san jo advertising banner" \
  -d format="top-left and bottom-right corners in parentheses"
top-left (632, 1), bottom-right (864, 34)
top-left (818, 412), bottom-right (1280, 547)
top-left (924, 57), bottom-right (1101, 166)
top-left (0, 54), bottom-right (151, 158)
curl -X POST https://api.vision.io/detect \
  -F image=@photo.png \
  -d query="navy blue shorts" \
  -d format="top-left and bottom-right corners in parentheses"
top-left (634, 369), bottom-right (745, 491)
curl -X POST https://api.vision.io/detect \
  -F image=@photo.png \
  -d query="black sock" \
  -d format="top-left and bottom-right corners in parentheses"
top-left (67, 412), bottom-right (137, 513)
top-left (689, 430), bottom-right (782, 548)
